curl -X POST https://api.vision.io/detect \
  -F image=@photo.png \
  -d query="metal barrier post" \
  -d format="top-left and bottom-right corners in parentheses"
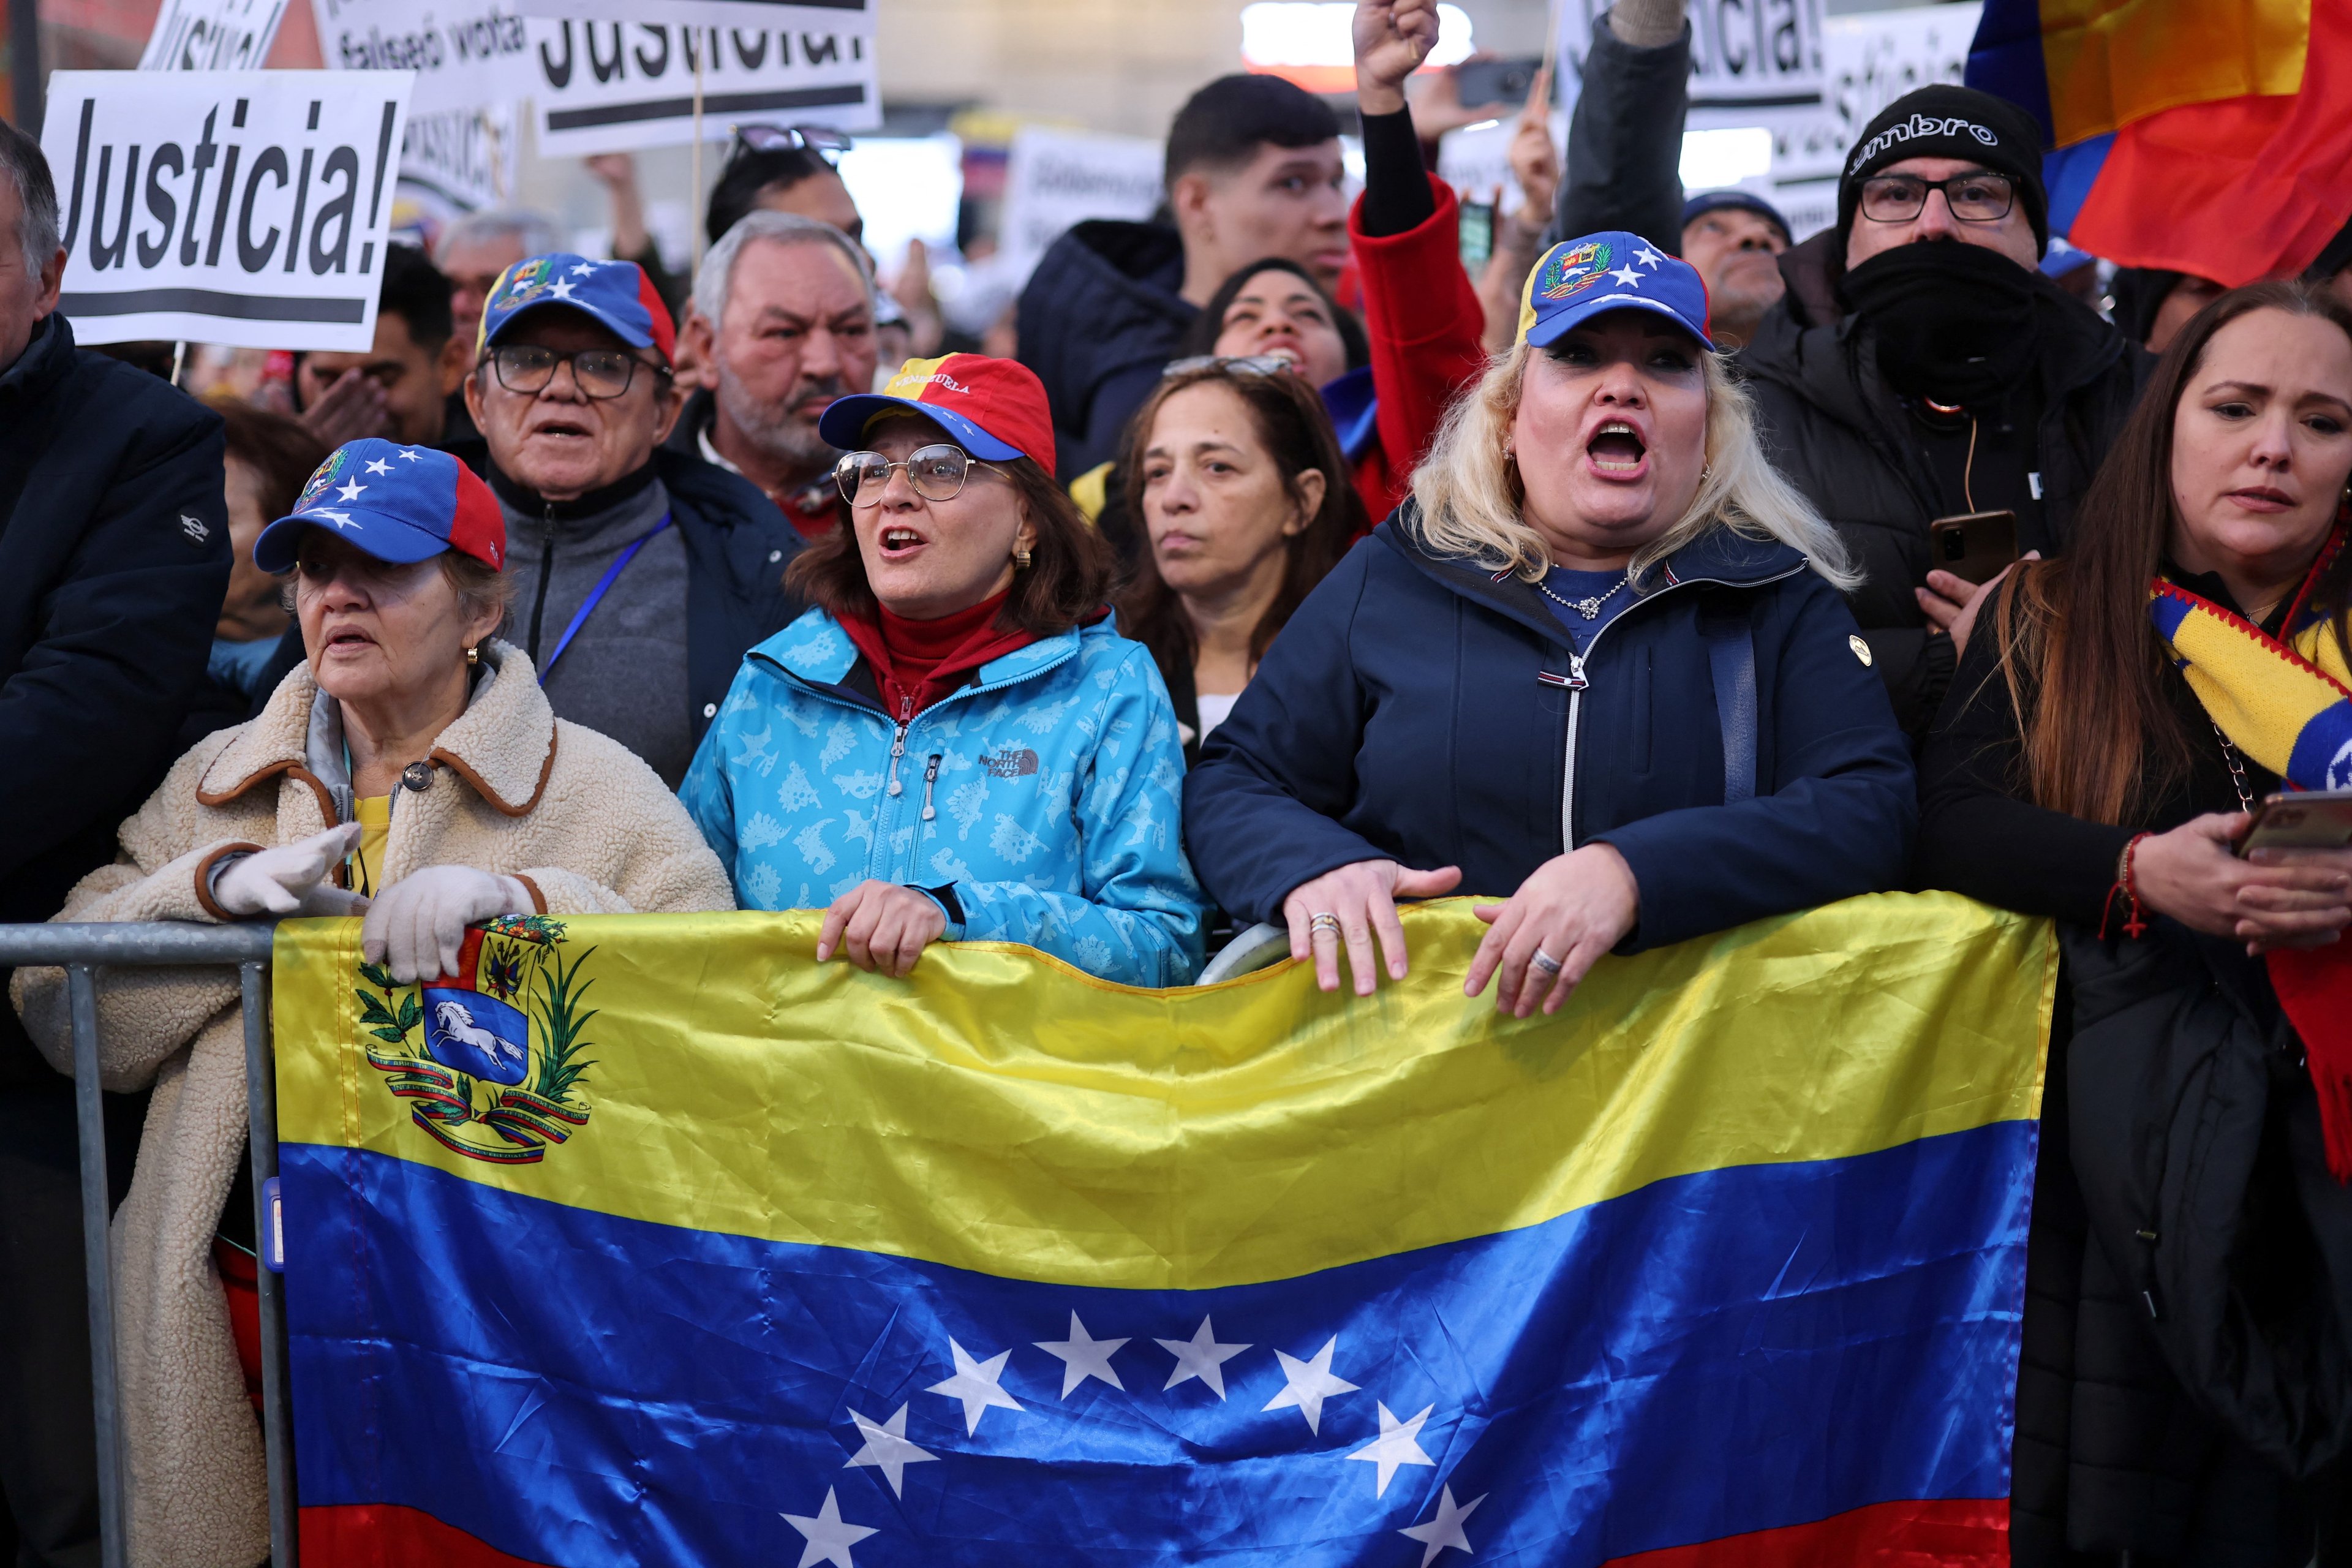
top-left (0, 922), bottom-right (286, 1568)
top-left (68, 964), bottom-right (130, 1568)
top-left (241, 958), bottom-right (300, 1566)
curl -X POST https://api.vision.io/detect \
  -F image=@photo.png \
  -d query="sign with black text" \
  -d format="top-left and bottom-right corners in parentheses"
top-left (43, 72), bottom-right (414, 350)
top-left (1556, 0), bottom-right (1828, 178)
top-left (398, 104), bottom-right (518, 221)
top-left (312, 0), bottom-right (536, 114)
top-left (526, 6), bottom-right (877, 157)
top-left (998, 127), bottom-right (1163, 281)
top-left (138, 0), bottom-right (290, 71)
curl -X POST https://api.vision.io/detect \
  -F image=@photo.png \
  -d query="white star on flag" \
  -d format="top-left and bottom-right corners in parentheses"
top-left (780, 1487), bottom-right (876, 1568)
top-left (1400, 1485), bottom-right (1487, 1565)
top-left (1348, 1402), bottom-right (1436, 1496)
top-left (1156, 1316), bottom-right (1250, 1400)
top-left (570, 262), bottom-right (596, 276)
top-left (1035, 1312), bottom-right (1128, 1396)
top-left (396, 448), bottom-right (423, 462)
top-left (927, 1338), bottom-right (1023, 1434)
top-left (363, 458), bottom-right (391, 475)
top-left (548, 279), bottom-right (576, 300)
top-left (307, 508), bottom-right (360, 530)
top-left (843, 1404), bottom-right (935, 1498)
top-left (1608, 263), bottom-right (1643, 287)
top-left (1633, 243), bottom-right (1664, 269)
top-left (1262, 1336), bottom-right (1359, 1434)
top-left (334, 479), bottom-right (366, 502)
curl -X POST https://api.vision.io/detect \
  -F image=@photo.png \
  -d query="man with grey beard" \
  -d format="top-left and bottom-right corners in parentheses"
top-left (671, 210), bottom-right (879, 539)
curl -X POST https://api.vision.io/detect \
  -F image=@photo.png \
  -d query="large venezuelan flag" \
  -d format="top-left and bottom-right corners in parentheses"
top-left (273, 895), bottom-right (2052, 1566)
top-left (1968, 0), bottom-right (2352, 284)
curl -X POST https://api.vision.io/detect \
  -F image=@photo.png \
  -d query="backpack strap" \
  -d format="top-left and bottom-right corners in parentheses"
top-left (1698, 592), bottom-right (1757, 805)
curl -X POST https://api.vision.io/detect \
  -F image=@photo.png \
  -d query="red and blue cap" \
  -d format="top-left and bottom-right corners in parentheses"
top-left (817, 353), bottom-right (1057, 467)
top-left (253, 439), bottom-right (507, 573)
top-left (478, 252), bottom-right (677, 365)
top-left (1516, 230), bottom-right (1715, 352)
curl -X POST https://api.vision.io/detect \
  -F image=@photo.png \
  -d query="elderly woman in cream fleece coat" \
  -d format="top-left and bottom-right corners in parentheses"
top-left (13, 440), bottom-right (733, 1568)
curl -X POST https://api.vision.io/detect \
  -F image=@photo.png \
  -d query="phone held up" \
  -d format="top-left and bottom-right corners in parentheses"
top-left (1927, 509), bottom-right (2021, 588)
top-left (2238, 790), bottom-right (2352, 858)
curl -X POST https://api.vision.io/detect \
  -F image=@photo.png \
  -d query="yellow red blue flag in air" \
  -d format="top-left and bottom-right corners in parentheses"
top-left (273, 895), bottom-right (2052, 1567)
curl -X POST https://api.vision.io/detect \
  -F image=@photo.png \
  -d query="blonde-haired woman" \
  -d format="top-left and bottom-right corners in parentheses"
top-left (1183, 233), bottom-right (1915, 1011)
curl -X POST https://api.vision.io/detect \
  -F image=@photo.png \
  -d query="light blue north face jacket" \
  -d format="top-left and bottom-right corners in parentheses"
top-left (679, 608), bottom-right (1208, 986)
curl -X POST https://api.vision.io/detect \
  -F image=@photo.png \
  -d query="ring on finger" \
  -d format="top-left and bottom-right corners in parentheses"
top-left (1530, 948), bottom-right (1564, 976)
top-left (1309, 911), bottom-right (1342, 938)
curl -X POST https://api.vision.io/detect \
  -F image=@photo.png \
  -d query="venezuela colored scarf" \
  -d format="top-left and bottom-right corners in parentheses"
top-left (2149, 527), bottom-right (2352, 1177)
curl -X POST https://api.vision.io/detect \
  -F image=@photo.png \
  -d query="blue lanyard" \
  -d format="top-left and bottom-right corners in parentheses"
top-left (540, 512), bottom-right (672, 685)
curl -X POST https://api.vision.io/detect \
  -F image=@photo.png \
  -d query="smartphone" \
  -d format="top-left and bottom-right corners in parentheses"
top-left (1452, 56), bottom-right (1547, 110)
top-left (1458, 200), bottom-right (1495, 272)
top-left (2239, 790), bottom-right (2352, 856)
top-left (1927, 509), bottom-right (2019, 587)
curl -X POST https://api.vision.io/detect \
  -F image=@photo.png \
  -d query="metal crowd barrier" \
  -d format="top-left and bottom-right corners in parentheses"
top-left (0, 922), bottom-right (296, 1568)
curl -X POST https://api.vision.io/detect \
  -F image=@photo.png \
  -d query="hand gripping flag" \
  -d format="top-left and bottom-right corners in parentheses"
top-left (276, 894), bottom-right (2054, 1566)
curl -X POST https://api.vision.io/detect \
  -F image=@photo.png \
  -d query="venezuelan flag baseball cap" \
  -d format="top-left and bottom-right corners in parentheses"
top-left (1517, 230), bottom-right (1715, 353)
top-left (818, 354), bottom-right (1057, 467)
top-left (478, 253), bottom-right (677, 365)
top-left (253, 439), bottom-right (507, 573)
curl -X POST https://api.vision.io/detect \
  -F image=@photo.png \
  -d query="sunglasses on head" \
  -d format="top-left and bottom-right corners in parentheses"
top-left (730, 124), bottom-right (853, 159)
top-left (1162, 354), bottom-right (1300, 380)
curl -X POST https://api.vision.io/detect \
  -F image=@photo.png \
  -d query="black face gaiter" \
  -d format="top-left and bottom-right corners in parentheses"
top-left (1837, 240), bottom-right (2040, 407)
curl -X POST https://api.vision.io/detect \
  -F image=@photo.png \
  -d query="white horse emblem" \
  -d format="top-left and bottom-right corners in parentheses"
top-left (432, 1000), bottom-right (526, 1072)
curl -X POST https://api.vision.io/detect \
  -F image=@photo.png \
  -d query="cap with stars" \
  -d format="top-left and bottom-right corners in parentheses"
top-left (252, 439), bottom-right (507, 574)
top-left (478, 252), bottom-right (677, 365)
top-left (1515, 230), bottom-right (1715, 353)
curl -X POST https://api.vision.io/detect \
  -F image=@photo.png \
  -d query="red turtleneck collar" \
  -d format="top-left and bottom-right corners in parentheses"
top-left (837, 590), bottom-right (1036, 720)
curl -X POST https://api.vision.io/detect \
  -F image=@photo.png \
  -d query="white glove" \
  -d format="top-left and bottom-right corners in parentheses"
top-left (214, 824), bottom-right (370, 918)
top-left (362, 864), bottom-right (533, 984)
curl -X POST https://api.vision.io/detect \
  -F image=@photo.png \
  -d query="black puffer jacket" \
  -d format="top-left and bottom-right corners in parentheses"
top-left (0, 314), bottom-right (230, 1085)
top-left (1016, 219), bottom-right (1196, 481)
top-left (1741, 232), bottom-right (2151, 739)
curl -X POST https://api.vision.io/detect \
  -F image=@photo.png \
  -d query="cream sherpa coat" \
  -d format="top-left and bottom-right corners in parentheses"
top-left (11, 640), bottom-right (733, 1568)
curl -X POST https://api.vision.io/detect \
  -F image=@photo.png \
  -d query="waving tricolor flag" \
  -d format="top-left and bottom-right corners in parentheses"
top-left (275, 897), bottom-right (2051, 1566)
top-left (1967, 0), bottom-right (2352, 284)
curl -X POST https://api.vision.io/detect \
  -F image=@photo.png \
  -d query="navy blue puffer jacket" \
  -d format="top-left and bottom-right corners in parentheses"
top-left (1182, 510), bottom-right (1917, 951)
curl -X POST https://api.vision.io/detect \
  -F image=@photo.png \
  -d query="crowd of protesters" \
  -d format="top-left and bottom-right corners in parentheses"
top-left (4, 0), bottom-right (2352, 1559)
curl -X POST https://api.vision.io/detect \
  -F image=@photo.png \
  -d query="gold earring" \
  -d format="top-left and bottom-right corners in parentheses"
top-left (1013, 546), bottom-right (1033, 570)
top-left (466, 644), bottom-right (480, 666)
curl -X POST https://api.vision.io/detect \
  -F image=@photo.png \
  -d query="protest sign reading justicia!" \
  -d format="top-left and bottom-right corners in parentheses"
top-left (138, 0), bottom-right (290, 71)
top-left (42, 72), bottom-right (415, 351)
top-left (518, 0), bottom-right (878, 157)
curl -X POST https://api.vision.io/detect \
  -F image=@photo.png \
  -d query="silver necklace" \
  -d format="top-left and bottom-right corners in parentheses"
top-left (1536, 571), bottom-right (1630, 620)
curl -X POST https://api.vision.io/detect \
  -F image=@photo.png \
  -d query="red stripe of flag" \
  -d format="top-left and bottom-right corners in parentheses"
top-left (1602, 1498), bottom-right (2009, 1567)
top-left (301, 1504), bottom-right (557, 1566)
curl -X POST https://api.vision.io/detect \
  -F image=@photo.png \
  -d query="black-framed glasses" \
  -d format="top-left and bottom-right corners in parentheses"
top-left (835, 444), bottom-right (1010, 506)
top-left (1163, 353), bottom-right (1300, 379)
top-left (732, 124), bottom-right (853, 158)
top-left (486, 344), bottom-right (666, 401)
top-left (1858, 171), bottom-right (2017, 224)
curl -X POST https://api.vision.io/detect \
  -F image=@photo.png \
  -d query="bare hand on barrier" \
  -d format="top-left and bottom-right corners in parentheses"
top-left (214, 824), bottom-right (369, 919)
top-left (1283, 858), bottom-right (1464, 995)
top-left (2130, 814), bottom-right (2352, 951)
top-left (1354, 0), bottom-right (1443, 116)
top-left (298, 367), bottom-right (393, 449)
top-left (1465, 845), bottom-right (1640, 1017)
top-left (818, 880), bottom-right (948, 979)
top-left (1918, 552), bottom-right (2038, 661)
top-left (363, 865), bottom-right (533, 984)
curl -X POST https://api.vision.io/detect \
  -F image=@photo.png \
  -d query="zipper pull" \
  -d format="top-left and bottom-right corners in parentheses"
top-left (920, 754), bottom-right (941, 821)
top-left (1566, 654), bottom-right (1588, 691)
top-left (886, 698), bottom-right (913, 797)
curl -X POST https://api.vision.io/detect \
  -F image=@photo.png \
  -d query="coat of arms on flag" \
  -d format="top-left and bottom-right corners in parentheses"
top-left (355, 914), bottom-right (594, 1164)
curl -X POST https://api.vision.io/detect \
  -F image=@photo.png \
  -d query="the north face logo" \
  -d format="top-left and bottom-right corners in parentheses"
top-left (985, 747), bottom-right (1039, 779)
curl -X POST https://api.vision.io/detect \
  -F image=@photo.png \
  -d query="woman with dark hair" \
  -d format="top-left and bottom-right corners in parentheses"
top-left (681, 354), bottom-right (1208, 986)
top-left (184, 404), bottom-right (326, 742)
top-left (1116, 360), bottom-right (1365, 758)
top-left (1916, 280), bottom-right (2352, 1562)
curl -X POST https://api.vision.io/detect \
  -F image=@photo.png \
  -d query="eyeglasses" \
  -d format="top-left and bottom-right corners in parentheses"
top-left (486, 344), bottom-right (666, 401)
top-left (1858, 171), bottom-right (2017, 225)
top-left (731, 124), bottom-right (853, 157)
top-left (1163, 353), bottom-right (1299, 379)
top-left (835, 443), bottom-right (1009, 506)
